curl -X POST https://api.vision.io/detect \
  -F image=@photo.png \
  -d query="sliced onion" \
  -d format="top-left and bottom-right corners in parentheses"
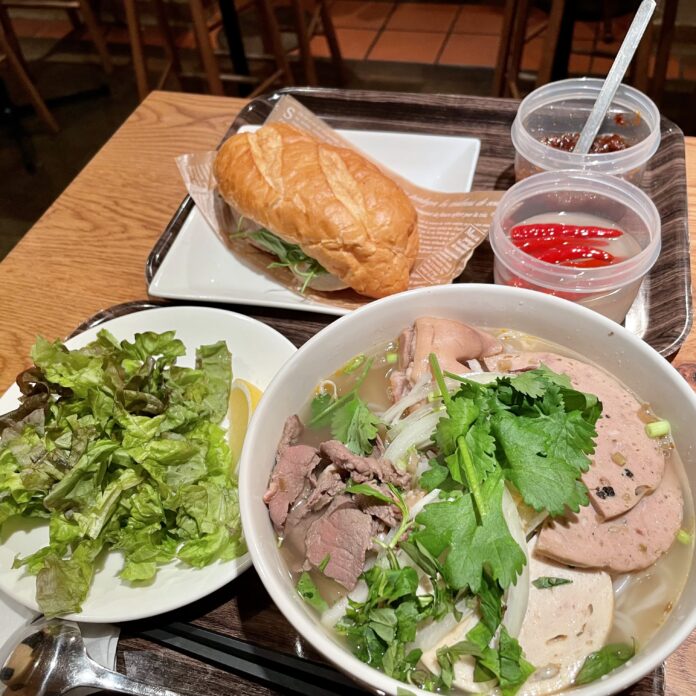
top-left (384, 411), bottom-right (444, 468)
top-left (457, 371), bottom-right (505, 385)
top-left (381, 374), bottom-right (432, 424)
top-left (416, 455), bottom-right (433, 477)
top-left (388, 401), bottom-right (444, 437)
top-left (502, 484), bottom-right (530, 639)
top-left (411, 599), bottom-right (475, 652)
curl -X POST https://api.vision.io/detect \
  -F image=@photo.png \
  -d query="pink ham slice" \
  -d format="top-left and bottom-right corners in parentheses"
top-left (536, 461), bottom-right (683, 572)
top-left (485, 351), bottom-right (665, 520)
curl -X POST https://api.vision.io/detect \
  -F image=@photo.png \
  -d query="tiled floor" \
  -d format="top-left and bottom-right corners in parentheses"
top-left (322, 0), bottom-right (685, 79)
top-left (5, 1), bottom-right (689, 78)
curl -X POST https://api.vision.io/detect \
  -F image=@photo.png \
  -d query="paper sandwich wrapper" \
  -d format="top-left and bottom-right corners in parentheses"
top-left (177, 95), bottom-right (503, 310)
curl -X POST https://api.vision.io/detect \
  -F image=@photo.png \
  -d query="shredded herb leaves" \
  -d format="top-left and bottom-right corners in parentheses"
top-left (0, 331), bottom-right (244, 617)
top-left (237, 228), bottom-right (327, 293)
top-left (532, 576), bottom-right (573, 590)
top-left (308, 358), bottom-right (381, 456)
top-left (296, 571), bottom-right (329, 612)
top-left (574, 642), bottom-right (635, 685)
top-left (301, 353), bottom-right (603, 694)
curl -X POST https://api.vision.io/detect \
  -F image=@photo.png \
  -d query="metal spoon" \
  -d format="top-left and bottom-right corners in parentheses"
top-left (1, 619), bottom-right (183, 696)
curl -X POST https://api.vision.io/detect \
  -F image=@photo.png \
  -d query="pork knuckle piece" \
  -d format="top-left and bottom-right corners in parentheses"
top-left (390, 317), bottom-right (503, 401)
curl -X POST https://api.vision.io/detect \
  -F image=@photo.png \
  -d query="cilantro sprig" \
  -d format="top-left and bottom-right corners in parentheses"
top-left (309, 359), bottom-right (381, 455)
top-left (325, 352), bottom-right (602, 695)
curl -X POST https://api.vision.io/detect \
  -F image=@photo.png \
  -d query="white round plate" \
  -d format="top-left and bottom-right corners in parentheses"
top-left (0, 305), bottom-right (296, 622)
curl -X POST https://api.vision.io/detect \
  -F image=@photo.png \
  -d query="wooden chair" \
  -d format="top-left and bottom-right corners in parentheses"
top-left (633, 0), bottom-right (679, 101)
top-left (0, 21), bottom-right (58, 131)
top-left (493, 0), bottom-right (566, 98)
top-left (0, 0), bottom-right (112, 75)
top-left (123, 0), bottom-right (182, 101)
top-left (124, 0), bottom-right (295, 101)
top-left (289, 0), bottom-right (343, 86)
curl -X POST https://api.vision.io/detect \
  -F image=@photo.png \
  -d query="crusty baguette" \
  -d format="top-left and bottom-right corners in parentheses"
top-left (213, 123), bottom-right (419, 298)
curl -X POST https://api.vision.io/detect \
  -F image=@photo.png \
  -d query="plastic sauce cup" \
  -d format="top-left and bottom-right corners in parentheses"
top-left (489, 170), bottom-right (661, 323)
top-left (511, 78), bottom-right (660, 184)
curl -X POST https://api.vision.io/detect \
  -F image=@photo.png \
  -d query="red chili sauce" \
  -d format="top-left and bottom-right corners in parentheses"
top-left (539, 132), bottom-right (631, 153)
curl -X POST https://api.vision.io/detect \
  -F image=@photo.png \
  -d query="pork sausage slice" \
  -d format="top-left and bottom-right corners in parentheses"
top-left (536, 461), bottom-right (683, 573)
top-left (517, 538), bottom-right (614, 696)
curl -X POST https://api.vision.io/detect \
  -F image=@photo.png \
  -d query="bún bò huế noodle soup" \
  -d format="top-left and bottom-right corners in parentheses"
top-left (263, 317), bottom-right (693, 695)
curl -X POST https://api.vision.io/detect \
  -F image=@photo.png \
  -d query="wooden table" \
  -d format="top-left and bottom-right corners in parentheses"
top-left (0, 90), bottom-right (694, 695)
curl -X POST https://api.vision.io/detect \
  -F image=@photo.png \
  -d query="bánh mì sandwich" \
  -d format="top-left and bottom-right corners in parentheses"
top-left (213, 123), bottom-right (419, 298)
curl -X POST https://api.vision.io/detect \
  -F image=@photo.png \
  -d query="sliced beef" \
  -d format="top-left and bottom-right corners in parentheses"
top-left (355, 483), bottom-right (402, 528)
top-left (536, 461), bottom-right (683, 573)
top-left (305, 495), bottom-right (374, 589)
top-left (282, 504), bottom-right (324, 573)
top-left (388, 327), bottom-right (415, 403)
top-left (408, 317), bottom-right (503, 383)
top-left (320, 440), bottom-right (411, 488)
top-left (264, 425), bottom-right (321, 533)
top-left (278, 414), bottom-right (303, 453)
top-left (485, 351), bottom-right (665, 520)
top-left (305, 465), bottom-right (344, 512)
top-left (399, 325), bottom-right (416, 368)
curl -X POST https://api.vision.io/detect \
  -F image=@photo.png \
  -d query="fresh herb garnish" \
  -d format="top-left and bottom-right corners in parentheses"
top-left (574, 642), bottom-right (635, 685)
top-left (0, 331), bottom-right (243, 616)
top-left (332, 353), bottom-right (602, 695)
top-left (237, 228), bottom-right (327, 293)
top-left (331, 398), bottom-right (380, 456)
top-left (345, 482), bottom-right (411, 553)
top-left (532, 576), bottom-right (573, 589)
top-left (309, 359), bottom-right (381, 455)
top-left (336, 563), bottom-right (431, 682)
top-left (296, 571), bottom-right (329, 612)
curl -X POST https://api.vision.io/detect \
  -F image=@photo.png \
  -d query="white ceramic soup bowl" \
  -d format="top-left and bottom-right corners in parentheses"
top-left (239, 284), bottom-right (696, 696)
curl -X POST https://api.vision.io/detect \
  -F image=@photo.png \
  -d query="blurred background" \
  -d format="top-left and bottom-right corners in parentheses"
top-left (1, 0), bottom-right (694, 259)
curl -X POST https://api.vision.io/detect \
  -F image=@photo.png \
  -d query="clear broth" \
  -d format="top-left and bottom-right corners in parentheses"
top-left (280, 326), bottom-right (694, 681)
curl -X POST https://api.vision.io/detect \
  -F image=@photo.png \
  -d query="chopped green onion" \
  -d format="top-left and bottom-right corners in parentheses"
top-left (343, 354), bottom-right (366, 374)
top-left (677, 529), bottom-right (693, 545)
top-left (385, 352), bottom-right (398, 365)
top-left (645, 420), bottom-right (670, 438)
top-left (426, 391), bottom-right (440, 403)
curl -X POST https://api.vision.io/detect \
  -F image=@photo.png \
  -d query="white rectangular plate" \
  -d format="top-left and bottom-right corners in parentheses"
top-left (149, 128), bottom-right (481, 316)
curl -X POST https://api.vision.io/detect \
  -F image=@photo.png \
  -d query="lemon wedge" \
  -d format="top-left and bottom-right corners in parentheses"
top-left (228, 378), bottom-right (263, 469)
